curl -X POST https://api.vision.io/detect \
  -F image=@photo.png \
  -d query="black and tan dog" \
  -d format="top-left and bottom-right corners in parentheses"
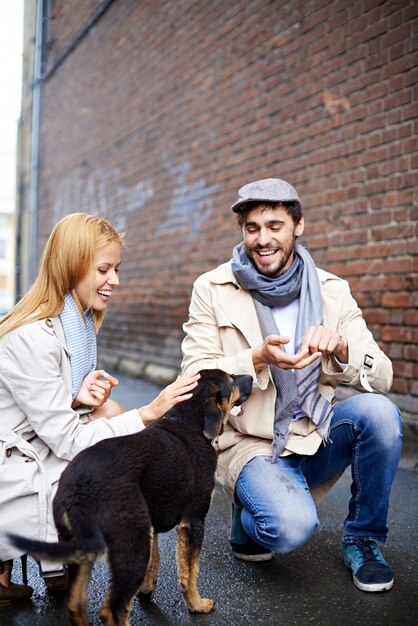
top-left (10, 369), bottom-right (252, 626)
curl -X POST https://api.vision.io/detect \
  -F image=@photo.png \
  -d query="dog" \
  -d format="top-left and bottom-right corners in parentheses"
top-left (9, 369), bottom-right (253, 626)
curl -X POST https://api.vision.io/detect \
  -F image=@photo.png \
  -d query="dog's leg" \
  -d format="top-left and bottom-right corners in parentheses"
top-left (99, 580), bottom-right (135, 626)
top-left (98, 583), bottom-right (116, 626)
top-left (67, 562), bottom-right (93, 626)
top-left (176, 520), bottom-right (214, 614)
top-left (138, 529), bottom-right (160, 598)
top-left (98, 520), bottom-right (151, 626)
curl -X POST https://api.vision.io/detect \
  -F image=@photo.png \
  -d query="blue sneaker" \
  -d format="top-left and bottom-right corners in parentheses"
top-left (342, 540), bottom-right (394, 592)
top-left (230, 504), bottom-right (273, 562)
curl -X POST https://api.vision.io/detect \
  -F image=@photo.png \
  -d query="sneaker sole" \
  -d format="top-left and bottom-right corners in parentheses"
top-left (352, 575), bottom-right (394, 593)
top-left (232, 551), bottom-right (273, 562)
top-left (343, 552), bottom-right (394, 593)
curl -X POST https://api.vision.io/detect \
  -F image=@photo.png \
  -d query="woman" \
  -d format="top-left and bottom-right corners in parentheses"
top-left (0, 213), bottom-right (199, 606)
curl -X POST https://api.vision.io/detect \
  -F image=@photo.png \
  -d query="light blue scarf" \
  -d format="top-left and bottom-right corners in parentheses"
top-left (231, 242), bottom-right (333, 459)
top-left (59, 293), bottom-right (97, 401)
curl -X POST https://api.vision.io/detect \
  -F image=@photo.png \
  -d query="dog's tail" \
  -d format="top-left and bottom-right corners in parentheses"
top-left (8, 531), bottom-right (106, 565)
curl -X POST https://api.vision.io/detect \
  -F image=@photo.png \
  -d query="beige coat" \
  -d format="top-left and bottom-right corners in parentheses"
top-left (181, 262), bottom-right (393, 503)
top-left (0, 316), bottom-right (144, 560)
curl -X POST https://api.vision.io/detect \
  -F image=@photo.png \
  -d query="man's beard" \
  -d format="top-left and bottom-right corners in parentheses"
top-left (245, 243), bottom-right (294, 277)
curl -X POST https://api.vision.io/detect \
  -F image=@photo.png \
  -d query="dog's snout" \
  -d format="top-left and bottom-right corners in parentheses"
top-left (233, 374), bottom-right (253, 404)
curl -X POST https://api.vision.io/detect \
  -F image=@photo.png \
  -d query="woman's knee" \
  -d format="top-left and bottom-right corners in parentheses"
top-left (90, 398), bottom-right (124, 420)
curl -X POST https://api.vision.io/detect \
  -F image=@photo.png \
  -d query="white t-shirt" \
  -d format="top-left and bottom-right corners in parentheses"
top-left (272, 298), bottom-right (306, 421)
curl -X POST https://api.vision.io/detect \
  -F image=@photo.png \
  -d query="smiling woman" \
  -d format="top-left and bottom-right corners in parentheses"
top-left (0, 212), bottom-right (200, 606)
top-left (74, 241), bottom-right (121, 312)
top-left (0, 214), bottom-right (124, 336)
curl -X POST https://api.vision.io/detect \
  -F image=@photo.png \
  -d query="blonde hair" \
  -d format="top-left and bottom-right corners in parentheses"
top-left (0, 213), bottom-right (124, 337)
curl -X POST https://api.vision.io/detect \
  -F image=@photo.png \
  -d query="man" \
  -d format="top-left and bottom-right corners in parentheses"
top-left (181, 178), bottom-right (402, 592)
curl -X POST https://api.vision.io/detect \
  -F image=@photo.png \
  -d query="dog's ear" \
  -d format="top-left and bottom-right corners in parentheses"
top-left (203, 399), bottom-right (223, 440)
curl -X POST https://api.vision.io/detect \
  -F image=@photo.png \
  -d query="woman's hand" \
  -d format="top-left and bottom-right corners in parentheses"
top-left (73, 370), bottom-right (119, 408)
top-left (138, 373), bottom-right (201, 425)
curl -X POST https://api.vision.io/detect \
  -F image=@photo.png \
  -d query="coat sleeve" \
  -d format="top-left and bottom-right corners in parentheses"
top-left (181, 276), bottom-right (269, 389)
top-left (1, 325), bottom-right (145, 461)
top-left (321, 278), bottom-right (393, 394)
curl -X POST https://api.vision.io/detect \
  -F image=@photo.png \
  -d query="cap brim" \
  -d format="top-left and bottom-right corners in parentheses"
top-left (231, 198), bottom-right (264, 213)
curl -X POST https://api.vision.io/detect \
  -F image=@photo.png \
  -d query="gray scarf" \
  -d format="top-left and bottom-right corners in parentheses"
top-left (231, 242), bottom-right (333, 460)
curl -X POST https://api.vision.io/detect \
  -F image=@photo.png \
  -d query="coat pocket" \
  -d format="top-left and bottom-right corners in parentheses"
top-left (0, 452), bottom-right (40, 504)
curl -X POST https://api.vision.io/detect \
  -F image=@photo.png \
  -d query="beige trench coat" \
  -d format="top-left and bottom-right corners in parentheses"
top-left (181, 262), bottom-right (393, 503)
top-left (0, 316), bottom-right (144, 560)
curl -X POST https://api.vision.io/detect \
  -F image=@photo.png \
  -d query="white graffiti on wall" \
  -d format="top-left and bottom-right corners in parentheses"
top-left (156, 152), bottom-right (220, 240)
top-left (51, 155), bottom-right (219, 240)
top-left (52, 167), bottom-right (154, 232)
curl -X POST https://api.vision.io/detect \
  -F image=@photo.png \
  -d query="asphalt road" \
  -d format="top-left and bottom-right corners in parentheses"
top-left (2, 374), bottom-right (417, 626)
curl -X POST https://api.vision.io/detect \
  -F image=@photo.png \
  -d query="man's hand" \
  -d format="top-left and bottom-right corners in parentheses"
top-left (301, 326), bottom-right (348, 364)
top-left (74, 370), bottom-right (119, 408)
top-left (252, 326), bottom-right (348, 372)
top-left (252, 335), bottom-right (321, 371)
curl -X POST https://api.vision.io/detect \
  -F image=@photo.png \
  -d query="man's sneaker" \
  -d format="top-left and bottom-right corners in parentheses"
top-left (230, 503), bottom-right (273, 562)
top-left (231, 539), bottom-right (274, 562)
top-left (342, 540), bottom-right (394, 592)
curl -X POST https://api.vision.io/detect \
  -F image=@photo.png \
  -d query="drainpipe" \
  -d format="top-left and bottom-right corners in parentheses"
top-left (28, 0), bottom-right (44, 285)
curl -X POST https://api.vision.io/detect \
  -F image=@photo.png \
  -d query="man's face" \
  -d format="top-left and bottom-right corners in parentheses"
top-left (242, 204), bottom-right (304, 277)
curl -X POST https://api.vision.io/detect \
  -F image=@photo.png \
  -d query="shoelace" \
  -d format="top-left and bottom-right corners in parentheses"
top-left (354, 540), bottom-right (385, 566)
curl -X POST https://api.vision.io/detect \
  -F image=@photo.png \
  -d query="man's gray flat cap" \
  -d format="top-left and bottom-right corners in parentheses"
top-left (231, 178), bottom-right (301, 212)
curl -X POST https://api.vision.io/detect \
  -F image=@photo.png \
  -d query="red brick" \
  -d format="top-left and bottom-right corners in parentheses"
top-left (404, 345), bottom-right (418, 361)
top-left (382, 293), bottom-right (414, 308)
top-left (392, 360), bottom-right (414, 378)
top-left (382, 327), bottom-right (414, 343)
top-left (392, 378), bottom-right (409, 394)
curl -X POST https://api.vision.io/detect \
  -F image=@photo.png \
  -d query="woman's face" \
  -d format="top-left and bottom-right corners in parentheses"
top-left (75, 241), bottom-right (121, 311)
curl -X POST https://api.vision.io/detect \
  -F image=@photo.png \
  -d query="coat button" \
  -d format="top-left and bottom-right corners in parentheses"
top-left (6, 449), bottom-right (12, 458)
top-left (45, 319), bottom-right (53, 328)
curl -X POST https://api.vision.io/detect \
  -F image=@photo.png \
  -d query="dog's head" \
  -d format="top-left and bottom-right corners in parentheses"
top-left (196, 369), bottom-right (253, 440)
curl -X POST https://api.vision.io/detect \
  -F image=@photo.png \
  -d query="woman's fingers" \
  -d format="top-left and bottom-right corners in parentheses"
top-left (168, 373), bottom-right (200, 399)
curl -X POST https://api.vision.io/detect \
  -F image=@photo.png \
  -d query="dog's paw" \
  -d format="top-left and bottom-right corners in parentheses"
top-left (137, 577), bottom-right (157, 600)
top-left (188, 597), bottom-right (215, 614)
top-left (136, 587), bottom-right (155, 601)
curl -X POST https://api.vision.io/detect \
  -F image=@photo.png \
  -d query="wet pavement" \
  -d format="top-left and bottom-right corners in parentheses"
top-left (2, 374), bottom-right (417, 625)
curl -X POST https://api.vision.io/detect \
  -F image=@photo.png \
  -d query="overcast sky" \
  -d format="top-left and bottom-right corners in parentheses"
top-left (0, 1), bottom-right (24, 205)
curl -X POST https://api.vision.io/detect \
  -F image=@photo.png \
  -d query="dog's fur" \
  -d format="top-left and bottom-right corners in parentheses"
top-left (9, 369), bottom-right (253, 626)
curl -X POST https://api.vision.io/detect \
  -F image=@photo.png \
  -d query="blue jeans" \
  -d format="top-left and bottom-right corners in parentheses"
top-left (234, 393), bottom-right (402, 553)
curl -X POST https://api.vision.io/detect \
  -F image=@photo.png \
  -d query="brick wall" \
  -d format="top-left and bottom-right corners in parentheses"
top-left (22, 0), bottom-right (417, 426)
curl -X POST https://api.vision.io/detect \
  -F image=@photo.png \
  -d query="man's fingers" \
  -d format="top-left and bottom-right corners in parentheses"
top-left (267, 334), bottom-right (290, 346)
top-left (300, 327), bottom-right (316, 352)
top-left (293, 351), bottom-right (322, 369)
top-left (302, 326), bottom-right (342, 355)
top-left (278, 350), bottom-right (321, 370)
